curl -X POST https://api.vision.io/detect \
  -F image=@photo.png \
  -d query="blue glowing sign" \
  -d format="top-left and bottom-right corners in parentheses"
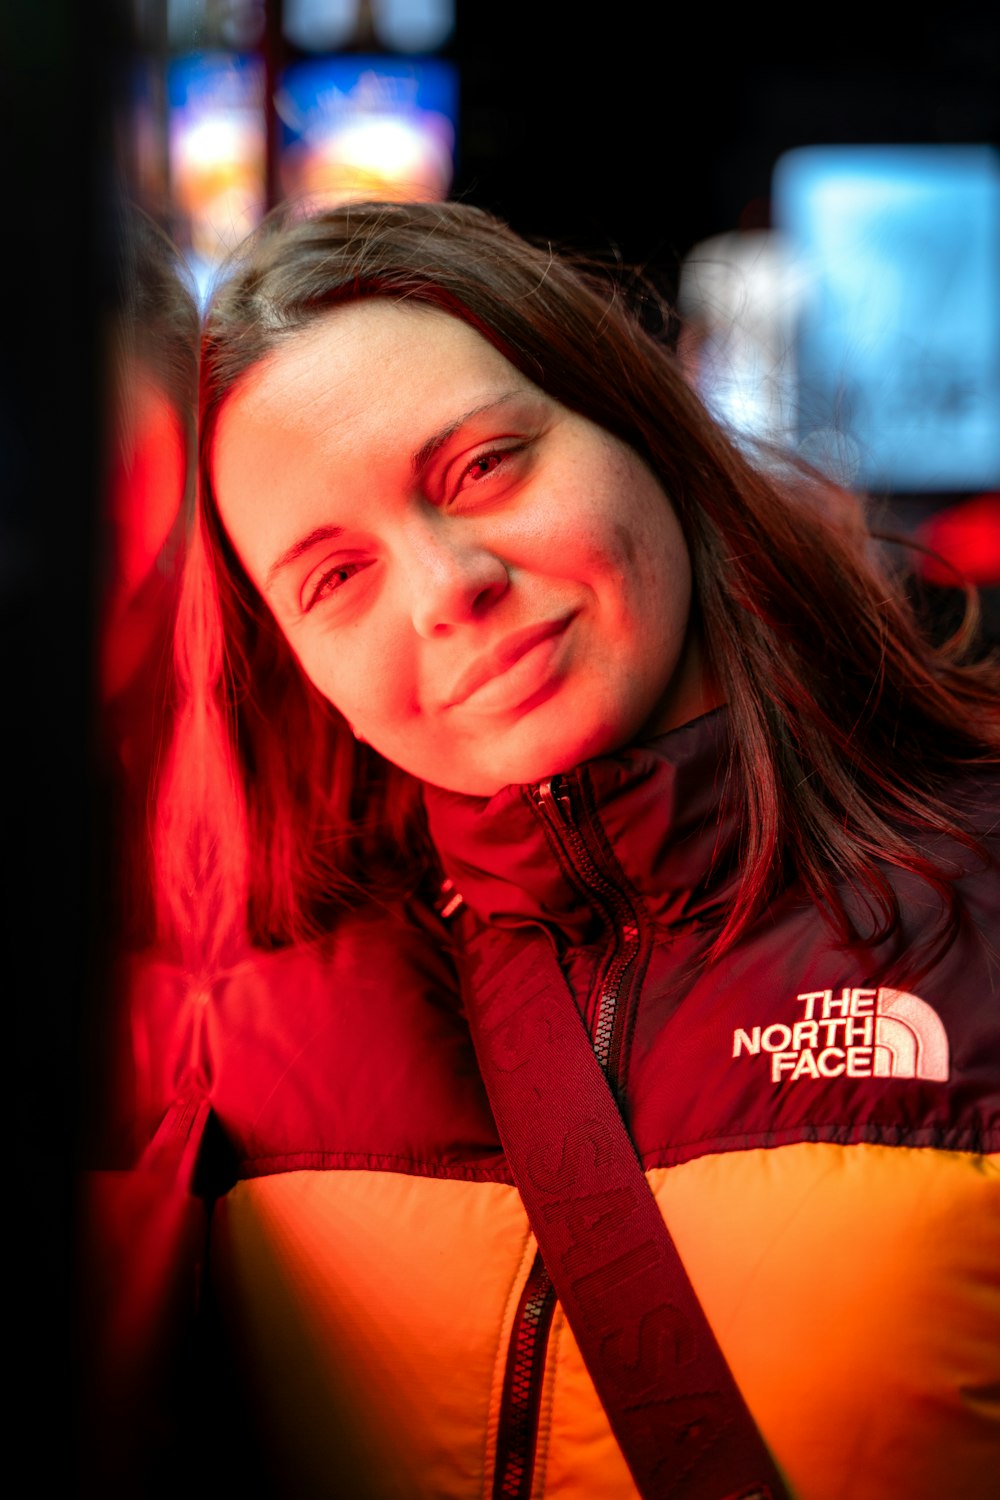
top-left (773, 145), bottom-right (1000, 492)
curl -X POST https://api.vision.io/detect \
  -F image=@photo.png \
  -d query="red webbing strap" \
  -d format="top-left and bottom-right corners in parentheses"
top-left (460, 923), bottom-right (789, 1500)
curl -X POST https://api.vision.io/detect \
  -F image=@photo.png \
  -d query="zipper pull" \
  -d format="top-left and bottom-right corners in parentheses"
top-left (536, 774), bottom-right (573, 824)
top-left (433, 877), bottom-right (465, 921)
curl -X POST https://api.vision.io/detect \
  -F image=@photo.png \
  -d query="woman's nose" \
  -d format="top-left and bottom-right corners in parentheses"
top-left (403, 521), bottom-right (510, 638)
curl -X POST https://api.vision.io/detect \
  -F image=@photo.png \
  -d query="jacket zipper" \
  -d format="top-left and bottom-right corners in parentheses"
top-left (534, 775), bottom-right (642, 1081)
top-left (492, 1259), bottom-right (557, 1499)
top-left (490, 773), bottom-right (642, 1499)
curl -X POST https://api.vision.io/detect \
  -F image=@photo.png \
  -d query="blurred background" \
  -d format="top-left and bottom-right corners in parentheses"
top-left (3, 0), bottom-right (997, 1478)
top-left (124, 0), bottom-right (999, 503)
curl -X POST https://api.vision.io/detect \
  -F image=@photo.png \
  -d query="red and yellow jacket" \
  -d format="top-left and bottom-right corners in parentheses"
top-left (119, 710), bottom-right (1000, 1497)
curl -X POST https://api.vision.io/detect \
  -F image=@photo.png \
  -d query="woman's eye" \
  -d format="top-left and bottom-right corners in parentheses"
top-left (466, 453), bottom-right (504, 481)
top-left (454, 445), bottom-right (524, 495)
top-left (306, 559), bottom-right (369, 610)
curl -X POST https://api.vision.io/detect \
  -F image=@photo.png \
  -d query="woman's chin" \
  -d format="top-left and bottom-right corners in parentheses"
top-left (409, 724), bottom-right (639, 799)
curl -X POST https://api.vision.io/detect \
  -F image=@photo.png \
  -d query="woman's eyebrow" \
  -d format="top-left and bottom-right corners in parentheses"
top-left (410, 389), bottom-right (527, 478)
top-left (266, 524), bottom-right (345, 590)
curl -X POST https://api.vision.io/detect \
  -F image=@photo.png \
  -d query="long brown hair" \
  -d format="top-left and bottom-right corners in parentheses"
top-left (162, 199), bottom-right (1000, 961)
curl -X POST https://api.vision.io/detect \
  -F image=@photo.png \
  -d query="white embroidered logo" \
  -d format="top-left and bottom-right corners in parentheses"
top-left (732, 987), bottom-right (950, 1084)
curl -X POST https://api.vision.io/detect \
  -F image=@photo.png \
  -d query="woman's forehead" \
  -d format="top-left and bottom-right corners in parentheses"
top-left (239, 299), bottom-right (522, 421)
top-left (215, 302), bottom-right (536, 496)
top-left (211, 300), bottom-right (541, 566)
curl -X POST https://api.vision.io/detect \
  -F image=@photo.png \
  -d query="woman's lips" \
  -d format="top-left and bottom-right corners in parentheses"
top-left (442, 615), bottom-right (576, 714)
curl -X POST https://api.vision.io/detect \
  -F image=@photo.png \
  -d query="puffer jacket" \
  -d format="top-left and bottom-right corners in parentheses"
top-left (123, 708), bottom-right (1000, 1499)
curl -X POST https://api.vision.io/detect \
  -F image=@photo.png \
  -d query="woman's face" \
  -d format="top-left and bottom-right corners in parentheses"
top-left (213, 300), bottom-right (707, 796)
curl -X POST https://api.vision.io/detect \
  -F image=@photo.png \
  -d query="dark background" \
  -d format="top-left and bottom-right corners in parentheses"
top-left (452, 2), bottom-right (999, 288)
top-left (3, 0), bottom-right (996, 1475)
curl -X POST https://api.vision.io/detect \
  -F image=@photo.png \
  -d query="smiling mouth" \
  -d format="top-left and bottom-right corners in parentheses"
top-left (443, 615), bottom-right (577, 713)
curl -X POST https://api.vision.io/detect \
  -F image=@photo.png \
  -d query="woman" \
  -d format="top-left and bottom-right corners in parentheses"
top-left (144, 201), bottom-right (999, 1499)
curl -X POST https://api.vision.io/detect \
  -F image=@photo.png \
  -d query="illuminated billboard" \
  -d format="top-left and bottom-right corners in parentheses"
top-left (276, 56), bottom-right (458, 209)
top-left (773, 145), bottom-right (1000, 492)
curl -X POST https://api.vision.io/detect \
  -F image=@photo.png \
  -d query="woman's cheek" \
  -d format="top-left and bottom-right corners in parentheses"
top-left (344, 632), bottom-right (420, 733)
top-left (284, 622), bottom-right (362, 721)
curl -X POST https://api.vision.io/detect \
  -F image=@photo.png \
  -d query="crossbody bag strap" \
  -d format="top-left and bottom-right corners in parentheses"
top-left (459, 920), bottom-right (789, 1500)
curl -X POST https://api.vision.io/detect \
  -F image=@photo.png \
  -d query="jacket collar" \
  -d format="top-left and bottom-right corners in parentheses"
top-left (422, 708), bottom-right (739, 945)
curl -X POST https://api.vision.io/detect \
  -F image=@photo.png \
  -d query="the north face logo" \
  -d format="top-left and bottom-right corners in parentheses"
top-left (732, 987), bottom-right (949, 1084)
